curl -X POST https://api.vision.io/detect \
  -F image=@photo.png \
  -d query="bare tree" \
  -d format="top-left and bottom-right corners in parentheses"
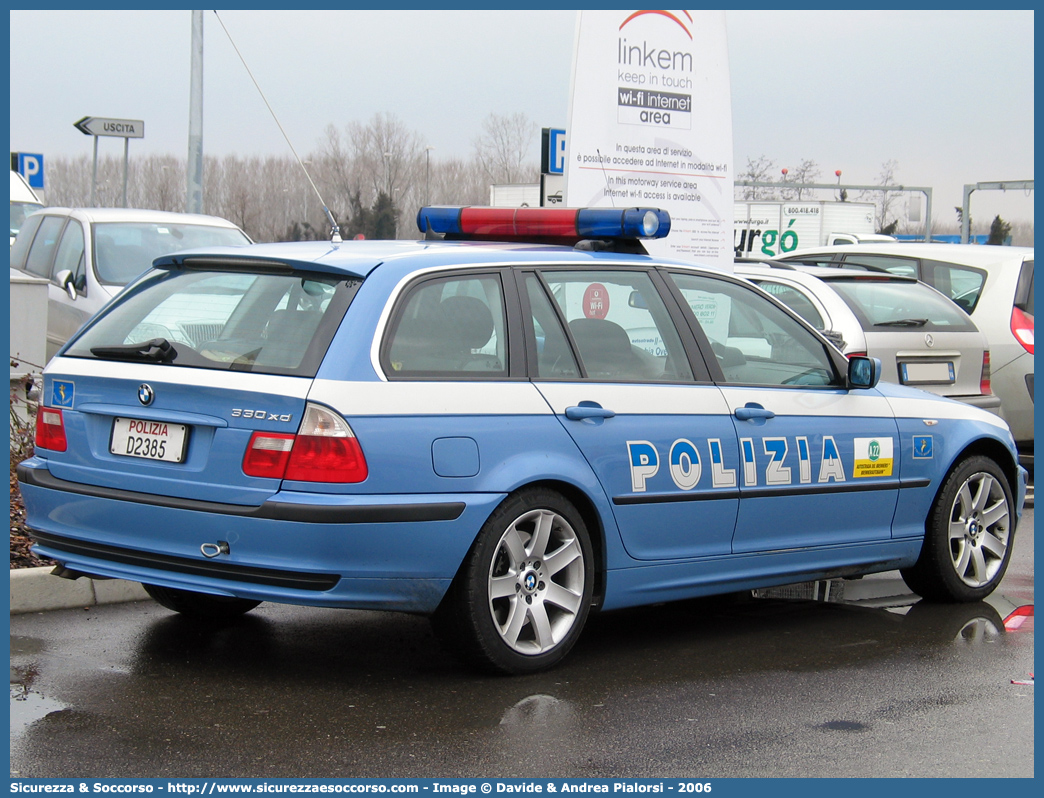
top-left (779, 158), bottom-right (821, 200)
top-left (738, 155), bottom-right (777, 199)
top-left (859, 159), bottom-right (903, 233)
top-left (473, 112), bottom-right (538, 185)
top-left (314, 114), bottom-right (424, 238)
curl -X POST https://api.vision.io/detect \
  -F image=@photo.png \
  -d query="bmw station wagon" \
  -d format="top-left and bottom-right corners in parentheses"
top-left (18, 207), bottom-right (1026, 674)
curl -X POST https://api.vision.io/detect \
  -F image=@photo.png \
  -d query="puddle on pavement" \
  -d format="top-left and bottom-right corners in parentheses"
top-left (10, 636), bottom-right (68, 740)
top-left (10, 686), bottom-right (68, 738)
top-left (750, 577), bottom-right (1033, 646)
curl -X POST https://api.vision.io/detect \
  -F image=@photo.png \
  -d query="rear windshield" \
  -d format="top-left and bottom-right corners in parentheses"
top-left (64, 267), bottom-right (359, 376)
top-left (825, 278), bottom-right (977, 333)
top-left (92, 222), bottom-right (251, 285)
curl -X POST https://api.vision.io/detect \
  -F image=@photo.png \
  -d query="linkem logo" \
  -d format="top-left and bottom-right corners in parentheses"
top-left (619, 10), bottom-right (693, 39)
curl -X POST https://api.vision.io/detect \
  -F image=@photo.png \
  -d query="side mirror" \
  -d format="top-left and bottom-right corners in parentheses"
top-left (848, 356), bottom-right (881, 390)
top-left (54, 269), bottom-right (78, 300)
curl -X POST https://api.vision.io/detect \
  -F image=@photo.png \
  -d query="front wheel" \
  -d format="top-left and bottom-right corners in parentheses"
top-left (143, 584), bottom-right (262, 619)
top-left (432, 488), bottom-right (594, 674)
top-left (901, 456), bottom-right (1016, 602)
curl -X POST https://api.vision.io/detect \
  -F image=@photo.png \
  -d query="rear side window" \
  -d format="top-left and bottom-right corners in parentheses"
top-left (64, 267), bottom-right (358, 376)
top-left (9, 213), bottom-right (44, 270)
top-left (539, 270), bottom-right (694, 382)
top-left (825, 278), bottom-right (976, 332)
top-left (383, 274), bottom-right (508, 379)
top-left (25, 215), bottom-right (66, 278)
top-left (923, 260), bottom-right (987, 313)
top-left (1014, 259), bottom-right (1034, 315)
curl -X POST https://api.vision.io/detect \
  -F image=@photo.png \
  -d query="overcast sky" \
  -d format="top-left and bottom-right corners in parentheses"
top-left (9, 8), bottom-right (1035, 224)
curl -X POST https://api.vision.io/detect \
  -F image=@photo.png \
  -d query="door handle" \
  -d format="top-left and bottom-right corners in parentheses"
top-left (565, 403), bottom-right (616, 421)
top-left (734, 404), bottom-right (775, 421)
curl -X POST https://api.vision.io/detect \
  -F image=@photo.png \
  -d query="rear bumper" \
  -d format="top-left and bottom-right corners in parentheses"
top-left (953, 393), bottom-right (1002, 412)
top-left (17, 459), bottom-right (500, 613)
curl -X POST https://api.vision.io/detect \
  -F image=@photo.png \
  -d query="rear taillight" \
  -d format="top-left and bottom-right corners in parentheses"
top-left (980, 350), bottom-right (992, 395)
top-left (35, 407), bottom-right (68, 452)
top-left (242, 432), bottom-right (295, 479)
top-left (1011, 306), bottom-right (1034, 354)
top-left (242, 404), bottom-right (368, 483)
top-left (846, 351), bottom-right (867, 360)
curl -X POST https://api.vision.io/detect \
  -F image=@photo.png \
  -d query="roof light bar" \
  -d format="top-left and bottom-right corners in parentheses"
top-left (417, 206), bottom-right (671, 241)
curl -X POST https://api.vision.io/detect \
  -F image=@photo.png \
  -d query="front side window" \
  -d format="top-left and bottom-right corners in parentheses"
top-left (91, 222), bottom-right (250, 286)
top-left (538, 270), bottom-right (693, 382)
top-left (384, 274), bottom-right (507, 378)
top-left (65, 267), bottom-right (355, 376)
top-left (669, 272), bottom-right (840, 388)
top-left (52, 221), bottom-right (86, 291)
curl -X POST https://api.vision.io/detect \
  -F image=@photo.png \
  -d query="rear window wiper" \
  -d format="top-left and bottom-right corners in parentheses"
top-left (873, 318), bottom-right (929, 327)
top-left (90, 338), bottom-right (177, 362)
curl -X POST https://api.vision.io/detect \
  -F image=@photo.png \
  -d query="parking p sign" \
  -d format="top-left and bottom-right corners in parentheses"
top-left (541, 128), bottom-right (567, 175)
top-left (16, 153), bottom-right (44, 190)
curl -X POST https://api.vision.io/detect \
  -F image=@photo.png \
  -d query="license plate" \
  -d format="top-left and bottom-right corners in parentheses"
top-left (110, 417), bottom-right (188, 463)
top-left (899, 361), bottom-right (955, 385)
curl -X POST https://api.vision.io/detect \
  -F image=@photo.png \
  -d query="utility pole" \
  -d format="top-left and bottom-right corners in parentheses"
top-left (186, 10), bottom-right (204, 214)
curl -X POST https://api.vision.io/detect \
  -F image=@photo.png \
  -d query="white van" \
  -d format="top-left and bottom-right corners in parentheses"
top-left (10, 170), bottom-right (43, 246)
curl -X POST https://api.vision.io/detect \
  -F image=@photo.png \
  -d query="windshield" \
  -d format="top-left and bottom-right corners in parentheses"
top-left (91, 221), bottom-right (251, 285)
top-left (65, 267), bottom-right (359, 376)
top-left (826, 278), bottom-right (977, 332)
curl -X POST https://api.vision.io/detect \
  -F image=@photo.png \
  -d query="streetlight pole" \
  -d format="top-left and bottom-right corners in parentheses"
top-left (187, 10), bottom-right (204, 214)
top-left (424, 145), bottom-right (434, 205)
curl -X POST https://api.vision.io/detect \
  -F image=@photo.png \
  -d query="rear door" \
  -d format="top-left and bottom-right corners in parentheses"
top-left (523, 267), bottom-right (742, 562)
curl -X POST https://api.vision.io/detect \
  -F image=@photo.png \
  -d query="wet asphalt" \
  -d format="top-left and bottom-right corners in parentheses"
top-left (10, 507), bottom-right (1034, 779)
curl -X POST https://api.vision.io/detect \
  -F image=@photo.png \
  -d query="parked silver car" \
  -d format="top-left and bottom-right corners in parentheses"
top-left (736, 262), bottom-right (1000, 413)
top-left (778, 244), bottom-right (1033, 467)
top-left (9, 208), bottom-right (251, 361)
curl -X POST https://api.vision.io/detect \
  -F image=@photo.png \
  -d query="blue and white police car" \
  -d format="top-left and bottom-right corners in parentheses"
top-left (18, 206), bottom-right (1026, 674)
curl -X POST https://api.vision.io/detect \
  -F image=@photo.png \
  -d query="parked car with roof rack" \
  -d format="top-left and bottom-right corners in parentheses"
top-left (18, 206), bottom-right (1026, 674)
top-left (778, 243), bottom-right (1033, 468)
top-left (9, 207), bottom-right (252, 361)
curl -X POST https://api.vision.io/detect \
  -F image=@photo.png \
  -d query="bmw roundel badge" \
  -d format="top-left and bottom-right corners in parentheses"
top-left (138, 384), bottom-right (155, 406)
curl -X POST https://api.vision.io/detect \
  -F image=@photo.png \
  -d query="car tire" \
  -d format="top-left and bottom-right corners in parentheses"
top-left (143, 584), bottom-right (262, 619)
top-left (900, 455), bottom-right (1016, 602)
top-left (431, 488), bottom-right (594, 674)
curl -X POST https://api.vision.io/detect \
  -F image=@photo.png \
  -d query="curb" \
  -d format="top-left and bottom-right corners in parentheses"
top-left (9, 566), bottom-right (148, 614)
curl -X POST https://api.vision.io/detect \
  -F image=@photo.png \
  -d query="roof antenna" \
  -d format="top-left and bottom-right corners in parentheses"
top-left (212, 11), bottom-right (341, 243)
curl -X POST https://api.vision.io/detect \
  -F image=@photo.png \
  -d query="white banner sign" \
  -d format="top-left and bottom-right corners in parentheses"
top-left (565, 10), bottom-right (733, 269)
